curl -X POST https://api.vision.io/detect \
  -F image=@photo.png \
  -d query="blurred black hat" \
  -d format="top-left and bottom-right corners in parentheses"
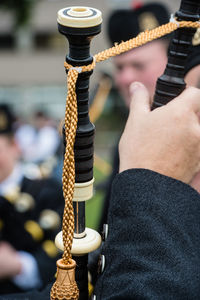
top-left (107, 2), bottom-right (170, 45)
top-left (185, 28), bottom-right (200, 75)
top-left (0, 104), bottom-right (15, 135)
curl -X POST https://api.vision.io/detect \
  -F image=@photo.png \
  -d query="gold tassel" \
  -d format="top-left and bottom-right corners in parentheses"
top-left (51, 259), bottom-right (79, 300)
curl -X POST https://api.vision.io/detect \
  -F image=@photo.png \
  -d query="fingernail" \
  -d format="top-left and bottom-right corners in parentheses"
top-left (130, 82), bottom-right (144, 93)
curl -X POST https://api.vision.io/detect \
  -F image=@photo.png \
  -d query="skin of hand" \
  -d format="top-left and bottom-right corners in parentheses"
top-left (0, 242), bottom-right (22, 279)
top-left (119, 82), bottom-right (200, 184)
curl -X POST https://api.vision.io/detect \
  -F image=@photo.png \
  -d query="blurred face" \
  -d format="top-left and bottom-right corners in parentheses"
top-left (0, 136), bottom-right (20, 182)
top-left (113, 40), bottom-right (168, 107)
top-left (185, 65), bottom-right (200, 88)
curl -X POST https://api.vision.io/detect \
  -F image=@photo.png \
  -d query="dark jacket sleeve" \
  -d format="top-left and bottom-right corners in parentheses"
top-left (95, 169), bottom-right (200, 300)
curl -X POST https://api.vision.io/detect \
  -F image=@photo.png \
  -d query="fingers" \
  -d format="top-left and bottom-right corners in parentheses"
top-left (129, 82), bottom-right (151, 117)
top-left (173, 86), bottom-right (200, 113)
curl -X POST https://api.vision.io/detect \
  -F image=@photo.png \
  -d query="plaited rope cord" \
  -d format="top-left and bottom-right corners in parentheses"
top-left (62, 20), bottom-right (200, 263)
top-left (62, 69), bottom-right (79, 263)
top-left (64, 21), bottom-right (200, 72)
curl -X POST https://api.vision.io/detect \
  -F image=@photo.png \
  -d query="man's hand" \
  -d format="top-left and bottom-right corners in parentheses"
top-left (0, 242), bottom-right (22, 279)
top-left (119, 82), bottom-right (200, 184)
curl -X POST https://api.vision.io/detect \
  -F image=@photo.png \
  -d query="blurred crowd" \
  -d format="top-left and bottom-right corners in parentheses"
top-left (12, 107), bottom-right (63, 181)
top-left (0, 103), bottom-right (64, 295)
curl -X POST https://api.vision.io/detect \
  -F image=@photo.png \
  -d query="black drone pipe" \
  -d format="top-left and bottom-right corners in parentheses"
top-left (153, 0), bottom-right (200, 108)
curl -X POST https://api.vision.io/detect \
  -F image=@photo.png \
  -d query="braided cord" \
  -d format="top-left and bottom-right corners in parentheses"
top-left (62, 69), bottom-right (78, 263)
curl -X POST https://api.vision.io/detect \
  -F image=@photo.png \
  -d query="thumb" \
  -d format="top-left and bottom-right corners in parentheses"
top-left (129, 82), bottom-right (151, 117)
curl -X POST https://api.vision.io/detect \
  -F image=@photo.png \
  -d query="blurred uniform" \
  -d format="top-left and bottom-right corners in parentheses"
top-left (16, 111), bottom-right (61, 165)
top-left (15, 110), bottom-right (62, 181)
top-left (0, 104), bottom-right (64, 295)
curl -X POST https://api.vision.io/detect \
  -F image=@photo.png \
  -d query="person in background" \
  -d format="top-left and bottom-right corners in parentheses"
top-left (99, 1), bottom-right (171, 232)
top-left (15, 109), bottom-right (62, 180)
top-left (0, 104), bottom-right (64, 295)
top-left (108, 2), bottom-right (170, 106)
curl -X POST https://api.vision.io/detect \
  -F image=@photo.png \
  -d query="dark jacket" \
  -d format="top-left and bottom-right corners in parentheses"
top-left (0, 176), bottom-right (64, 295)
top-left (95, 169), bottom-right (200, 299)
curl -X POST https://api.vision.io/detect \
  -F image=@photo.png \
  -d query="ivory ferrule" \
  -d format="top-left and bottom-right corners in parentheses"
top-left (73, 178), bottom-right (94, 202)
top-left (57, 7), bottom-right (102, 28)
top-left (55, 228), bottom-right (101, 255)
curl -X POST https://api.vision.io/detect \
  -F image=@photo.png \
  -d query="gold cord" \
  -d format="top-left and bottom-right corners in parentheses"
top-left (62, 69), bottom-right (79, 263)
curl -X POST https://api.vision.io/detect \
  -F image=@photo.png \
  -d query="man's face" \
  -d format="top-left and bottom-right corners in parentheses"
top-left (0, 136), bottom-right (19, 182)
top-left (113, 40), bottom-right (168, 107)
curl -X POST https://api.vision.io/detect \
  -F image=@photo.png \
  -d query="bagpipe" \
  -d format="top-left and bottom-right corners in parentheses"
top-left (153, 0), bottom-right (200, 108)
top-left (49, 1), bottom-right (200, 299)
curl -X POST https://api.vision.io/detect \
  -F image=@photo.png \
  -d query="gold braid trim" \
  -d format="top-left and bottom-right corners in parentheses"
top-left (62, 69), bottom-right (79, 263)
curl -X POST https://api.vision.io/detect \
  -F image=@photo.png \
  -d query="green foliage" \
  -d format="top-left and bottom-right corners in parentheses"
top-left (86, 190), bottom-right (104, 230)
top-left (86, 166), bottom-right (107, 230)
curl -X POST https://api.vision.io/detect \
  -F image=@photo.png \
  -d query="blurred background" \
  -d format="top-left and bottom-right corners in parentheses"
top-left (0, 0), bottom-right (182, 229)
top-left (0, 0), bottom-right (180, 115)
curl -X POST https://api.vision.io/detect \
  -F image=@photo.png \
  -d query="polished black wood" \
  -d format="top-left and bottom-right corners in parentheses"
top-left (153, 0), bottom-right (200, 109)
